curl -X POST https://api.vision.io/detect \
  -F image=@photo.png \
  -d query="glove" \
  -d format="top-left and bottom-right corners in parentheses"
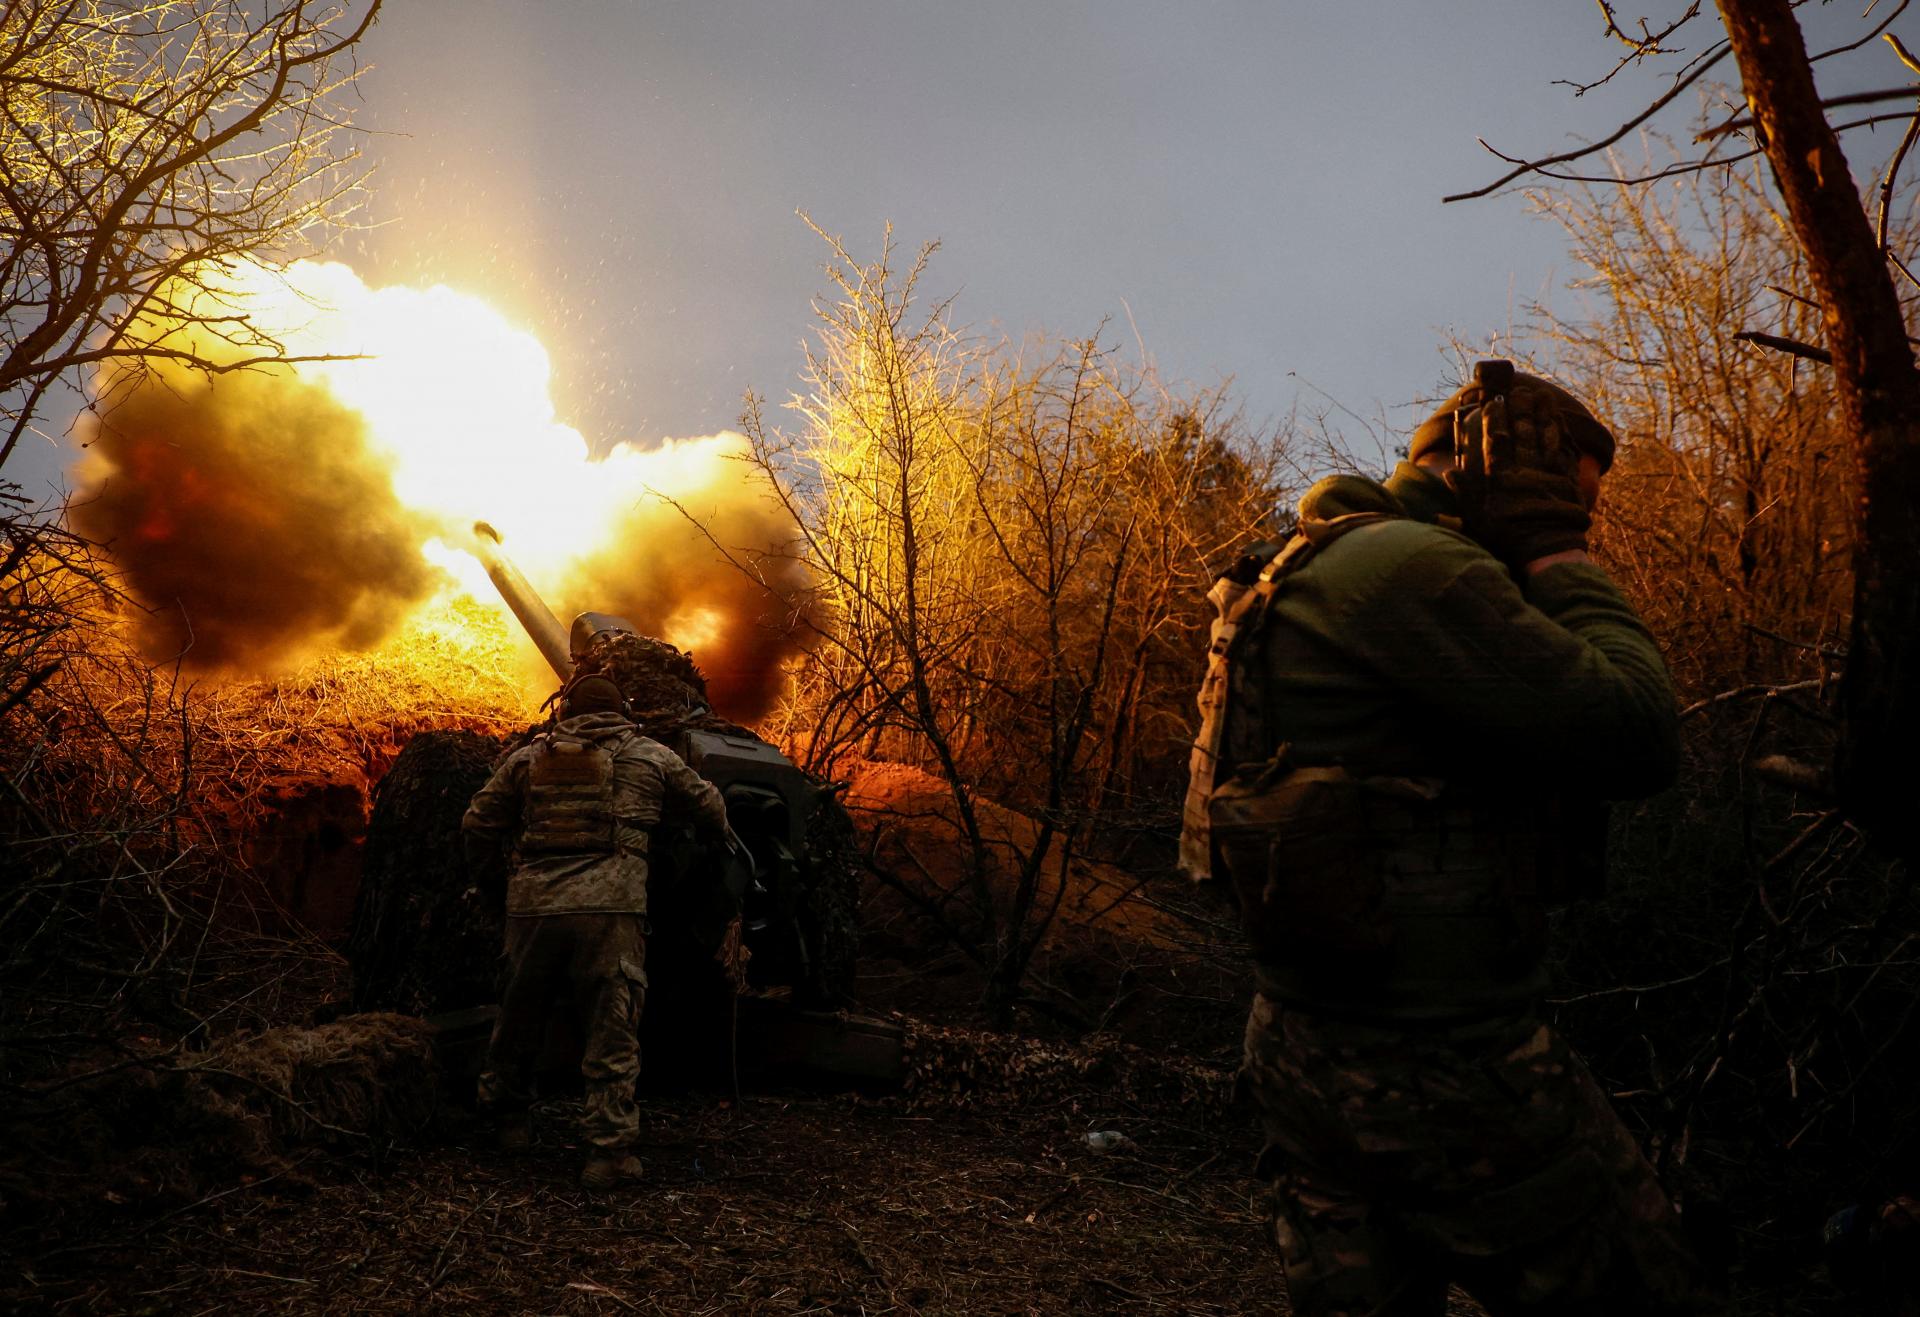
top-left (1449, 383), bottom-right (1589, 565)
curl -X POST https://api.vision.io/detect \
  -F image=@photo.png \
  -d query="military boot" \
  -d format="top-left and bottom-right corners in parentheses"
top-left (579, 1152), bottom-right (643, 1191)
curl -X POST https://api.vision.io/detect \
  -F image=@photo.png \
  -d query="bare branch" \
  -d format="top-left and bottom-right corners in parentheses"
top-left (1, 1), bottom-right (383, 463)
top-left (1887, 31), bottom-right (1920, 78)
top-left (1445, 43), bottom-right (1731, 202)
top-left (1699, 84), bottom-right (1920, 141)
top-left (1562, 2), bottom-right (1706, 96)
top-left (1731, 330), bottom-right (1833, 364)
top-left (1877, 102), bottom-right (1920, 252)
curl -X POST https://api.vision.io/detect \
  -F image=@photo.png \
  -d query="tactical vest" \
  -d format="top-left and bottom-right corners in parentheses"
top-left (1179, 512), bottom-right (1392, 884)
top-left (520, 730), bottom-right (622, 857)
top-left (1211, 757), bottom-right (1574, 1017)
top-left (1182, 511), bottom-right (1598, 1019)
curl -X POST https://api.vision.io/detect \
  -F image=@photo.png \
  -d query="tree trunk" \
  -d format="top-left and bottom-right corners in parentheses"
top-left (1717, 0), bottom-right (1920, 844)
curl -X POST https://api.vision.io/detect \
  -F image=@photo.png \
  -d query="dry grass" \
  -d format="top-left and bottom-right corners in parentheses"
top-left (191, 594), bottom-right (538, 787)
top-left (1, 581), bottom-right (535, 1159)
top-left (4, 1087), bottom-right (1282, 1315)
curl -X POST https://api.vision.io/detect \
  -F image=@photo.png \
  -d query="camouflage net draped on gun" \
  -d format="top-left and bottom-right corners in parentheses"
top-left (571, 631), bottom-right (752, 740)
top-left (347, 730), bottom-right (505, 1015)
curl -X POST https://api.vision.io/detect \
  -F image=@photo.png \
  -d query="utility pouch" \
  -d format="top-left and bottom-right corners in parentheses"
top-left (1179, 560), bottom-right (1285, 883)
top-left (1211, 756), bottom-right (1394, 965)
top-left (1179, 521), bottom-right (1382, 885)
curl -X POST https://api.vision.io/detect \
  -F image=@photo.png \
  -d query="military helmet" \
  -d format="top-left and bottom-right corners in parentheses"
top-left (1408, 364), bottom-right (1616, 473)
top-left (561, 674), bottom-right (631, 719)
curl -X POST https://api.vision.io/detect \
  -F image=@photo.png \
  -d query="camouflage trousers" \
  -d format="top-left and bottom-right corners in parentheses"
top-left (1242, 993), bottom-right (1721, 1316)
top-left (478, 913), bottom-right (648, 1153)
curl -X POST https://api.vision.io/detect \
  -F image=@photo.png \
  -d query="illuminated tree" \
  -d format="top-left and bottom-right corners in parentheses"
top-left (1518, 158), bottom-right (1857, 702)
top-left (1450, 0), bottom-right (1919, 847)
top-left (741, 224), bottom-right (1283, 1019)
top-left (0, 0), bottom-right (382, 471)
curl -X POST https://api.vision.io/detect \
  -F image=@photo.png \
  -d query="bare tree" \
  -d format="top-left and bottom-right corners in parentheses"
top-left (1514, 157), bottom-right (1859, 702)
top-left (0, 0), bottom-right (382, 1102)
top-left (1, 0), bottom-right (383, 472)
top-left (741, 225), bottom-right (1283, 1020)
top-left (1448, 1), bottom-right (1919, 850)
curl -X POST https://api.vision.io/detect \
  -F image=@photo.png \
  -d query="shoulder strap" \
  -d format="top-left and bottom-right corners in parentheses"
top-left (1179, 509), bottom-right (1402, 884)
top-left (1236, 509), bottom-right (1397, 636)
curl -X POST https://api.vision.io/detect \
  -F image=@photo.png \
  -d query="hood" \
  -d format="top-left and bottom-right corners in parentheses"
top-left (554, 711), bottom-right (637, 742)
top-left (1382, 460), bottom-right (1460, 526)
top-left (1295, 472), bottom-right (1404, 527)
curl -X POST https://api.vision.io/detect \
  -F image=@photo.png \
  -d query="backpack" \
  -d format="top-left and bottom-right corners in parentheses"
top-left (1178, 511), bottom-right (1398, 886)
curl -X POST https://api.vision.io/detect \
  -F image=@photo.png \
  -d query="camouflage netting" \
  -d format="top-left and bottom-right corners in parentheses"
top-left (1, 1014), bottom-right (435, 1218)
top-left (899, 1019), bottom-right (1233, 1112)
top-left (799, 791), bottom-right (861, 1002)
top-left (572, 630), bottom-right (751, 739)
top-left (346, 730), bottom-right (505, 1014)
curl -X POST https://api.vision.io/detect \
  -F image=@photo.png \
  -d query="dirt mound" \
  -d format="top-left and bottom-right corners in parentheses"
top-left (835, 756), bottom-right (1245, 1051)
top-left (841, 758), bottom-right (1191, 952)
top-left (2, 1014), bottom-right (435, 1223)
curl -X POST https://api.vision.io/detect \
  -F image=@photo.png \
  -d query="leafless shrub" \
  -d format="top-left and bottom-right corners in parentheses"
top-left (1510, 153), bottom-right (1919, 1232)
top-left (0, 0), bottom-right (387, 1105)
top-left (737, 224), bottom-right (1290, 1018)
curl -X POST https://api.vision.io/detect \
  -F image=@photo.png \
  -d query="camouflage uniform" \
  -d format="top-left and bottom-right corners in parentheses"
top-left (1196, 454), bottom-right (1720, 1314)
top-left (463, 710), bottom-right (727, 1152)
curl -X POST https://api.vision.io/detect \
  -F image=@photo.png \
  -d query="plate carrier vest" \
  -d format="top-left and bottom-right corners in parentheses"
top-left (520, 729), bottom-right (623, 858)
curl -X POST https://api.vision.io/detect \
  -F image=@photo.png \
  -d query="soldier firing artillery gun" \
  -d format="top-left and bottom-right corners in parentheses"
top-left (345, 521), bottom-right (887, 1099)
top-left (466, 516), bottom-right (836, 1001)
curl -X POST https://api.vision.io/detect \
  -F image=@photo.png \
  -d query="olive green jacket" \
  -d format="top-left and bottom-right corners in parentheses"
top-left (1236, 462), bottom-right (1677, 796)
top-left (462, 712), bottom-right (729, 916)
top-left (1216, 462), bottom-right (1678, 1020)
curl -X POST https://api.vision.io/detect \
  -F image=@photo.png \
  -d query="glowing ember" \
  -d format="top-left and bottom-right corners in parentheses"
top-left (71, 259), bottom-right (813, 719)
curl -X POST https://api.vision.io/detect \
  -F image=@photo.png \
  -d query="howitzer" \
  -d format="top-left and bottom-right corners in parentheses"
top-left (469, 520), bottom-right (818, 981)
top-left (344, 524), bottom-right (895, 1089)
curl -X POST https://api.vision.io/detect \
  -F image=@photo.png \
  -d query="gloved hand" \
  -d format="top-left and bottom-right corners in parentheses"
top-left (1450, 383), bottom-right (1589, 566)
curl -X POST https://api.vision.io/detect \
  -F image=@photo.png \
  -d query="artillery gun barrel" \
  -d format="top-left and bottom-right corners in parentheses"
top-left (471, 521), bottom-right (573, 681)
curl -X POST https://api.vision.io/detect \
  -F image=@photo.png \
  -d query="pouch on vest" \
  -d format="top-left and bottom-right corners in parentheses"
top-left (1211, 755), bottom-right (1395, 965)
top-left (520, 733), bottom-right (618, 857)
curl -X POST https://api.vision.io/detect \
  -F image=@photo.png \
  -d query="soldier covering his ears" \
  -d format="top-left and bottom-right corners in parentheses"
top-left (1184, 362), bottom-right (1722, 1314)
top-left (463, 674), bottom-right (729, 1190)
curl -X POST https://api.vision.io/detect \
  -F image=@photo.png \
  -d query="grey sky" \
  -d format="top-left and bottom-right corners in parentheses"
top-left (18, 2), bottom-right (1908, 496)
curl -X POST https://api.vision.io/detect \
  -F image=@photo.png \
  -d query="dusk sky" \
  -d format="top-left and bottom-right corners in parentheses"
top-left (25, 2), bottom-right (1908, 496)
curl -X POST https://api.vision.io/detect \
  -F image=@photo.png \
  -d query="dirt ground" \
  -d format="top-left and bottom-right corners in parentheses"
top-left (0, 755), bottom-right (1859, 1314)
top-left (6, 1087), bottom-right (1297, 1315)
top-left (1, 1074), bottom-right (1848, 1316)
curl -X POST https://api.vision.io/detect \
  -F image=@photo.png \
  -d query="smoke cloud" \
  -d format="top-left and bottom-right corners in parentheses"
top-left (71, 365), bottom-right (436, 671)
top-left (64, 260), bottom-right (816, 723)
top-left (555, 435), bottom-right (816, 722)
